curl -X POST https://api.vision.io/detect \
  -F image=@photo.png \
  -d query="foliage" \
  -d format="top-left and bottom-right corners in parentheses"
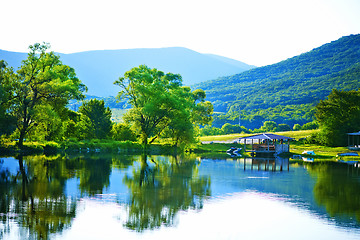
top-left (0, 43), bottom-right (86, 149)
top-left (315, 89), bottom-right (360, 146)
top-left (260, 121), bottom-right (278, 132)
top-left (301, 121), bottom-right (319, 130)
top-left (0, 60), bottom-right (17, 135)
top-left (111, 123), bottom-right (137, 141)
top-left (114, 65), bottom-right (213, 147)
top-left (293, 124), bottom-right (302, 131)
top-left (78, 99), bottom-right (112, 139)
top-left (212, 104), bottom-right (316, 130)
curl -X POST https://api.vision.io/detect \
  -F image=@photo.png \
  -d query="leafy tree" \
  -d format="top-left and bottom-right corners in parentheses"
top-left (28, 104), bottom-right (64, 141)
top-left (78, 99), bottom-right (112, 139)
top-left (301, 121), bottom-right (319, 130)
top-left (111, 123), bottom-right (137, 141)
top-left (114, 65), bottom-right (212, 147)
top-left (315, 89), bottom-right (360, 146)
top-left (221, 123), bottom-right (249, 134)
top-left (2, 43), bottom-right (86, 148)
top-left (199, 125), bottom-right (223, 136)
top-left (164, 88), bottom-right (213, 146)
top-left (260, 121), bottom-right (278, 132)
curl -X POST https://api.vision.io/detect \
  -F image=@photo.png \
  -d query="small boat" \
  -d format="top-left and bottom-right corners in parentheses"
top-left (302, 157), bottom-right (314, 162)
top-left (337, 152), bottom-right (359, 157)
top-left (302, 150), bottom-right (315, 155)
top-left (226, 147), bottom-right (237, 154)
top-left (226, 147), bottom-right (242, 157)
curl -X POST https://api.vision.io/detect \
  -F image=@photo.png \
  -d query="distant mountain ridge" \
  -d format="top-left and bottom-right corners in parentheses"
top-left (195, 34), bottom-right (360, 114)
top-left (0, 47), bottom-right (255, 97)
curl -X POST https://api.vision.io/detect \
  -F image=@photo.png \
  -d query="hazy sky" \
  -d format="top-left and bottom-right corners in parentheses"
top-left (1, 0), bottom-right (360, 66)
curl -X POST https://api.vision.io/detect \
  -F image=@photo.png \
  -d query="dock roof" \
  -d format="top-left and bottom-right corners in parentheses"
top-left (239, 133), bottom-right (293, 140)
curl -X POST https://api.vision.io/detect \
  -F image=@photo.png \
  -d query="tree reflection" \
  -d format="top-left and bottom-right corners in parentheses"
top-left (0, 154), bottom-right (77, 240)
top-left (306, 162), bottom-right (360, 223)
top-left (123, 154), bottom-right (211, 231)
top-left (75, 156), bottom-right (112, 195)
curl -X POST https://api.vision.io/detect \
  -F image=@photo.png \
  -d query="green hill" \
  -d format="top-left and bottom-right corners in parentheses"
top-left (195, 34), bottom-right (360, 128)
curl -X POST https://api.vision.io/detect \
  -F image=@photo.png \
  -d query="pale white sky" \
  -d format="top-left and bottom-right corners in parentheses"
top-left (1, 0), bottom-right (360, 66)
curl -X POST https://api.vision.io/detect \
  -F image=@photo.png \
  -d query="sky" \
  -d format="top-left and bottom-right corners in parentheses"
top-left (1, 0), bottom-right (360, 66)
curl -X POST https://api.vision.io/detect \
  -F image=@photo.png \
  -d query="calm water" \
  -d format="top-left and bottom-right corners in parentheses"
top-left (0, 154), bottom-right (360, 240)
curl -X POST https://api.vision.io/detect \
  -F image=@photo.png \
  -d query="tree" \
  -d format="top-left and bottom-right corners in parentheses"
top-left (301, 121), bottom-right (319, 130)
top-left (114, 65), bottom-right (212, 147)
top-left (315, 89), bottom-right (360, 146)
top-left (2, 43), bottom-right (86, 148)
top-left (260, 121), bottom-right (278, 132)
top-left (164, 88), bottom-right (213, 146)
top-left (78, 99), bottom-right (112, 139)
top-left (111, 123), bottom-right (137, 141)
top-left (0, 60), bottom-right (17, 135)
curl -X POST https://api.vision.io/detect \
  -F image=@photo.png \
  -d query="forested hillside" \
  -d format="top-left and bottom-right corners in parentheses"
top-left (195, 34), bottom-right (360, 128)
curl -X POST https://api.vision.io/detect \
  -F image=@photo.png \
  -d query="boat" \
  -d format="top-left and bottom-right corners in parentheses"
top-left (226, 147), bottom-right (242, 157)
top-left (337, 152), bottom-right (359, 157)
top-left (302, 150), bottom-right (315, 155)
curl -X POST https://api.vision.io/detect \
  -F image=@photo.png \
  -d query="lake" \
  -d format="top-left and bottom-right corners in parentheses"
top-left (1, 154), bottom-right (360, 240)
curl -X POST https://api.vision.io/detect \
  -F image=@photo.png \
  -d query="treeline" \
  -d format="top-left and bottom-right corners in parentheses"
top-left (212, 103), bottom-right (316, 129)
top-left (200, 120), bottom-right (318, 136)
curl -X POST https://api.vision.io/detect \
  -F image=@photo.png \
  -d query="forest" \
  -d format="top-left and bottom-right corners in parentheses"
top-left (195, 34), bottom-right (360, 129)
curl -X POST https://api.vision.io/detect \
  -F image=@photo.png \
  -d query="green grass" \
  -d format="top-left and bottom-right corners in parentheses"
top-left (199, 130), bottom-right (318, 142)
top-left (199, 133), bottom-right (250, 142)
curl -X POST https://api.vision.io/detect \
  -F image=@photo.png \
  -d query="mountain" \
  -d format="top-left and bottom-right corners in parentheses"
top-left (0, 47), bottom-right (255, 97)
top-left (195, 34), bottom-right (360, 128)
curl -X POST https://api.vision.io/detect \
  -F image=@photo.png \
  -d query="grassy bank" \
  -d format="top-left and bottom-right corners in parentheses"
top-left (0, 139), bottom-right (178, 156)
top-left (198, 130), bottom-right (360, 161)
top-left (1, 129), bottom-right (359, 161)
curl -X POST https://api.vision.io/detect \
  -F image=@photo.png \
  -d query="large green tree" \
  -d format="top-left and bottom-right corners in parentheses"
top-left (315, 89), bottom-right (360, 146)
top-left (2, 43), bottom-right (86, 148)
top-left (78, 99), bottom-right (112, 139)
top-left (114, 65), bottom-right (212, 147)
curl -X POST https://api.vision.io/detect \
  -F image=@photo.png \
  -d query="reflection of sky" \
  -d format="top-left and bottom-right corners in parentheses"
top-left (0, 157), bottom-right (20, 175)
top-left (56, 192), bottom-right (360, 240)
top-left (64, 169), bottom-right (131, 203)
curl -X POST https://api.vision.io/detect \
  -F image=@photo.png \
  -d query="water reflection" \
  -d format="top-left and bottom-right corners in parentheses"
top-left (305, 161), bottom-right (360, 224)
top-left (0, 154), bottom-right (359, 239)
top-left (0, 155), bottom-right (76, 240)
top-left (123, 155), bottom-right (211, 231)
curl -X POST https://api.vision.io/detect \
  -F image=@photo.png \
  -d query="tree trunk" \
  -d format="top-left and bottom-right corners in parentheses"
top-left (18, 128), bottom-right (26, 150)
